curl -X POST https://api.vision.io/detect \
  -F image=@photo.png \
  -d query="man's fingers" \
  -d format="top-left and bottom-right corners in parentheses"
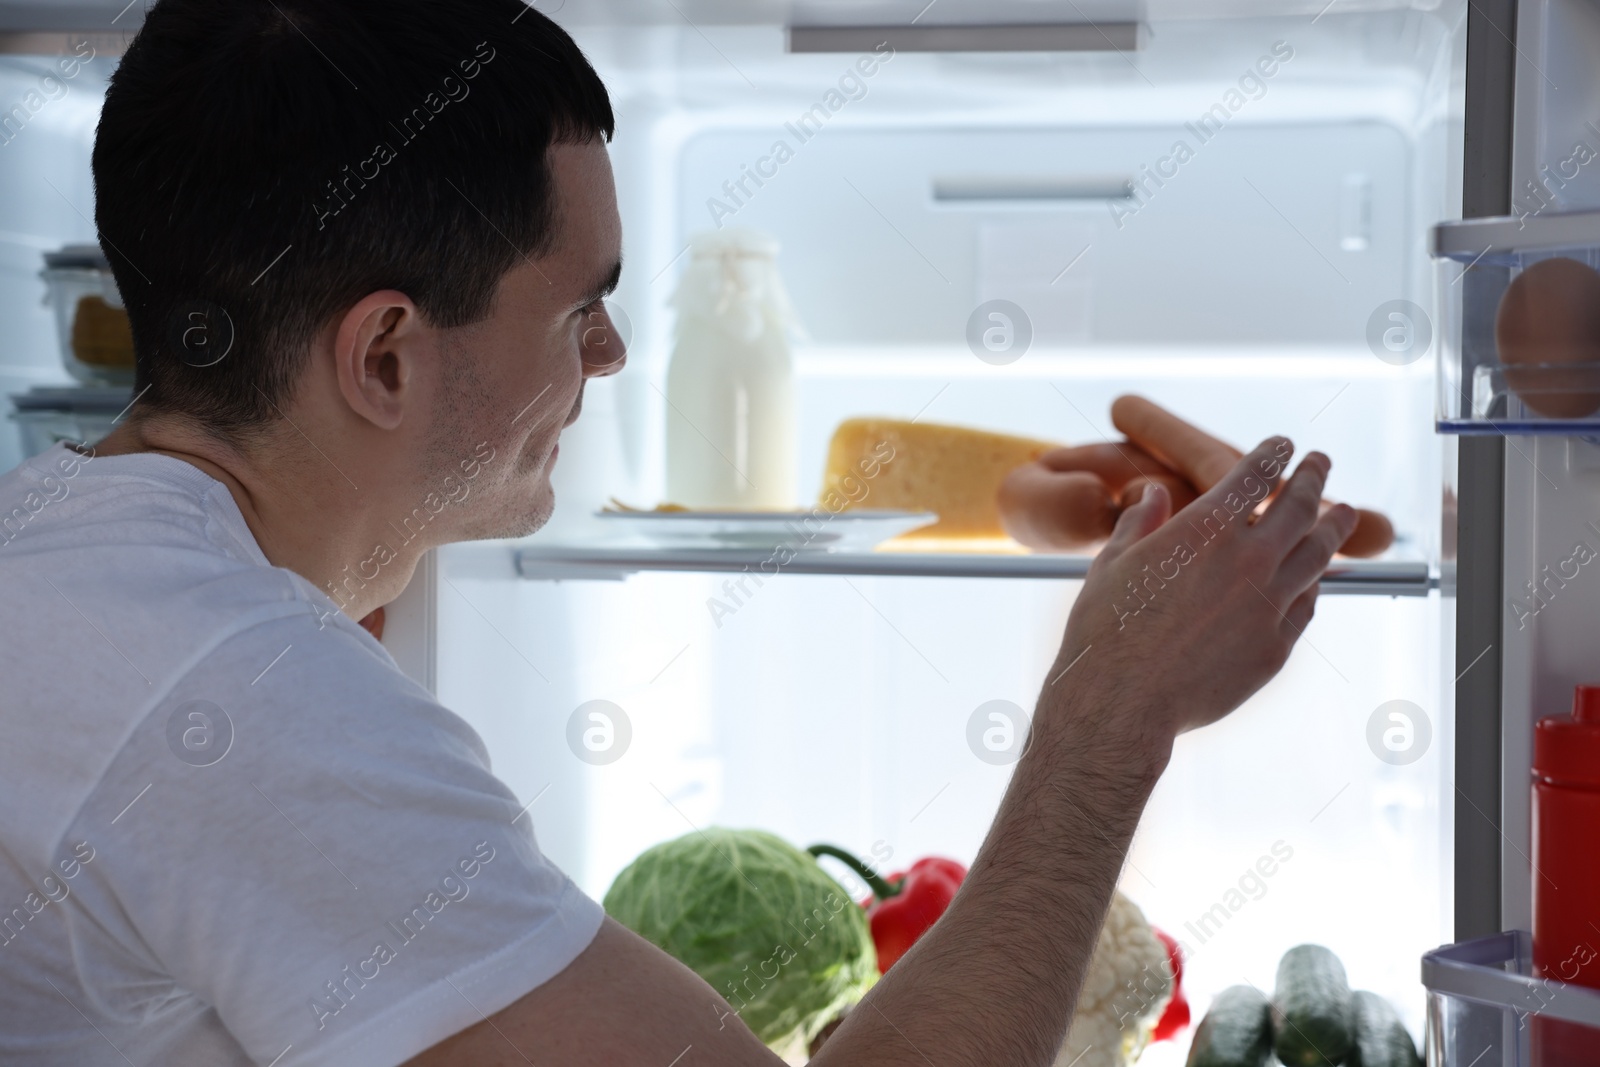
top-left (1120, 469), bottom-right (1199, 512)
top-left (1274, 505), bottom-right (1358, 598)
top-left (1177, 437), bottom-right (1293, 534)
top-left (1036, 442), bottom-right (1185, 492)
top-left (1252, 452), bottom-right (1330, 554)
top-left (1281, 582), bottom-right (1319, 637)
top-left (1098, 482), bottom-right (1172, 564)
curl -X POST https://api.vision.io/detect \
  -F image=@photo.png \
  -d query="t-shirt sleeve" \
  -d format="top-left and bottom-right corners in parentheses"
top-left (59, 610), bottom-right (605, 1067)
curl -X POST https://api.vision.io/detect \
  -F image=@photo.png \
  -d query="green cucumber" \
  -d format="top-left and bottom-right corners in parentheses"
top-left (1346, 990), bottom-right (1421, 1067)
top-left (1186, 985), bottom-right (1274, 1067)
top-left (1272, 944), bottom-right (1354, 1066)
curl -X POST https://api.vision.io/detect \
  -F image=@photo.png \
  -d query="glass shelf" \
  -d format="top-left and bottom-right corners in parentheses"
top-left (514, 545), bottom-right (1435, 595)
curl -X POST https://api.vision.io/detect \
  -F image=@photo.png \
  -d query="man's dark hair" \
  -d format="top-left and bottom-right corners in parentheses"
top-left (93, 0), bottom-right (614, 441)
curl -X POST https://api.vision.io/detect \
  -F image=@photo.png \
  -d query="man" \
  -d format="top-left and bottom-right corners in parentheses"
top-left (0, 1), bottom-right (1357, 1064)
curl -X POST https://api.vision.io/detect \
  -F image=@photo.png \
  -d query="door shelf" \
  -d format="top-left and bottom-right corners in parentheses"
top-left (1432, 211), bottom-right (1600, 436)
top-left (514, 545), bottom-right (1435, 595)
top-left (1423, 931), bottom-right (1600, 1066)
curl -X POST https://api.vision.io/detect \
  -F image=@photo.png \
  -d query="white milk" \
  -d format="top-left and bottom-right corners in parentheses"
top-left (665, 228), bottom-right (797, 508)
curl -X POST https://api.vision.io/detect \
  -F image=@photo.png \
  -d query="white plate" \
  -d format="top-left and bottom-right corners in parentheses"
top-left (595, 508), bottom-right (937, 551)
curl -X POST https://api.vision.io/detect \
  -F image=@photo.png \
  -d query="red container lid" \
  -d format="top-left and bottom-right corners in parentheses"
top-left (1534, 686), bottom-right (1600, 789)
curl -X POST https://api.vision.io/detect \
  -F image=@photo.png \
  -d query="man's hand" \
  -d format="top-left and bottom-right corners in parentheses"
top-left (1049, 436), bottom-right (1357, 740)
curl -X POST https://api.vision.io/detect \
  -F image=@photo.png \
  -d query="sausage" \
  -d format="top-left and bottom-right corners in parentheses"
top-left (1118, 469), bottom-right (1199, 512)
top-left (1110, 394), bottom-right (1395, 559)
top-left (999, 442), bottom-right (1199, 551)
top-left (1328, 504), bottom-right (1394, 559)
top-left (998, 466), bottom-right (1119, 552)
top-left (1109, 395), bottom-right (1240, 489)
top-left (1034, 443), bottom-right (1198, 511)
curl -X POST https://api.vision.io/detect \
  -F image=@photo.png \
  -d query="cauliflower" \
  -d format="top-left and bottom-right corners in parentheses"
top-left (1054, 890), bottom-right (1174, 1067)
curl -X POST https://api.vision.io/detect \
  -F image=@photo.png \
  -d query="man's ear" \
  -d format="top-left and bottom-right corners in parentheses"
top-left (332, 290), bottom-right (426, 431)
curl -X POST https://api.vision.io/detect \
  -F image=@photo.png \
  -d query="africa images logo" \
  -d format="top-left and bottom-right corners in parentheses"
top-left (1110, 41), bottom-right (1295, 229)
top-left (704, 43), bottom-right (895, 228)
top-left (320, 442), bottom-right (495, 618)
top-left (308, 841), bottom-right (497, 1031)
top-left (310, 41), bottom-right (498, 231)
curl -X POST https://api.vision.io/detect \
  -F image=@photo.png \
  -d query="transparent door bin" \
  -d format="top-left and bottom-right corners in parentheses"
top-left (8, 386), bottom-right (133, 459)
top-left (1431, 210), bottom-right (1600, 436)
top-left (8, 408), bottom-right (122, 458)
top-left (1423, 931), bottom-right (1600, 1066)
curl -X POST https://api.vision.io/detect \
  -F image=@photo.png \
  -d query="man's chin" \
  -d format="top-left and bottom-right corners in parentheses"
top-left (499, 498), bottom-right (556, 543)
top-left (446, 487), bottom-right (555, 545)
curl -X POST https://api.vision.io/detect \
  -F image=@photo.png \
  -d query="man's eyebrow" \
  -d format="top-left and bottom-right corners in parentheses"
top-left (576, 258), bottom-right (623, 308)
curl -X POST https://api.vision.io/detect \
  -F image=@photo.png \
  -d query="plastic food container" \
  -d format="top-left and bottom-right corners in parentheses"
top-left (40, 245), bottom-right (135, 387)
top-left (1423, 931), bottom-right (1600, 1066)
top-left (8, 386), bottom-right (132, 458)
top-left (1431, 210), bottom-right (1600, 435)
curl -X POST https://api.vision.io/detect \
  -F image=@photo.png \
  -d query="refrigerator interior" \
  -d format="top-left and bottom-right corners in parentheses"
top-left (0, 2), bottom-right (1469, 1056)
top-left (425, 3), bottom-right (1467, 1053)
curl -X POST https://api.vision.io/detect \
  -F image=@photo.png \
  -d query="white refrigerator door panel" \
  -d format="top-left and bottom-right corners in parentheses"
top-left (1508, 0), bottom-right (1600, 219)
top-left (1495, 0), bottom-right (1600, 937)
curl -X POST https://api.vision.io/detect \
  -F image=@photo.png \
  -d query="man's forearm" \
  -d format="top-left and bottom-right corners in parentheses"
top-left (813, 689), bottom-right (1172, 1067)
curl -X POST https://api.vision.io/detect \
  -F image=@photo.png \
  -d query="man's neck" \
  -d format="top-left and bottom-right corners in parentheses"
top-left (89, 415), bottom-right (423, 620)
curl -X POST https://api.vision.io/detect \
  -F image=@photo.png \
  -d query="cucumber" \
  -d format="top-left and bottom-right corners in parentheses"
top-left (1346, 990), bottom-right (1421, 1067)
top-left (1186, 985), bottom-right (1274, 1067)
top-left (1272, 944), bottom-right (1354, 1066)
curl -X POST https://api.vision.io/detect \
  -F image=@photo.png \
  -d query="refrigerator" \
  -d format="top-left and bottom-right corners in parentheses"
top-left (0, 0), bottom-right (1592, 1062)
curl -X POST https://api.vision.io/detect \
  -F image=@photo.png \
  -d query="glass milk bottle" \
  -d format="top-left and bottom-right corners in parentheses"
top-left (665, 228), bottom-right (797, 508)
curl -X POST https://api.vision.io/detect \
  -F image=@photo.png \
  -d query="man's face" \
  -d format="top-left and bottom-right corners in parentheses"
top-left (431, 139), bottom-right (625, 541)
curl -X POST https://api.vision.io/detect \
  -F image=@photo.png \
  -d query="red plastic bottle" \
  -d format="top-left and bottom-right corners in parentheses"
top-left (1532, 684), bottom-right (1600, 1067)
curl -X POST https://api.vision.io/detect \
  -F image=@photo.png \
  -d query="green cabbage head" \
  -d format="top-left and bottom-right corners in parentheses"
top-left (603, 827), bottom-right (877, 1054)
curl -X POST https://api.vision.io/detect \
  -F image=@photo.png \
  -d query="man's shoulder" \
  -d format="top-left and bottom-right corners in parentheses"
top-left (0, 447), bottom-right (325, 684)
top-left (0, 445), bottom-right (453, 863)
top-left (0, 443), bottom-right (262, 568)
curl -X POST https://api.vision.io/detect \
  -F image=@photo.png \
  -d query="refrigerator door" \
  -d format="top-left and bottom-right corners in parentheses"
top-left (1465, 0), bottom-right (1600, 940)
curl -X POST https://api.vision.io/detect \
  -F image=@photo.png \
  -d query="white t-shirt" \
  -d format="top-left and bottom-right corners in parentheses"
top-left (0, 442), bottom-right (604, 1067)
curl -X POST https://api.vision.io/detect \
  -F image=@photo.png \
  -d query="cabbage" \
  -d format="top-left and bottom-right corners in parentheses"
top-left (603, 827), bottom-right (877, 1053)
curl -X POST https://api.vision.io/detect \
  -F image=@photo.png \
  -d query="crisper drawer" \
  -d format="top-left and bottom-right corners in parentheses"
top-left (1424, 931), bottom-right (1600, 1067)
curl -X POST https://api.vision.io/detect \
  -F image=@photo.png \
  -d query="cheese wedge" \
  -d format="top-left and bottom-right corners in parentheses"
top-left (820, 417), bottom-right (1058, 540)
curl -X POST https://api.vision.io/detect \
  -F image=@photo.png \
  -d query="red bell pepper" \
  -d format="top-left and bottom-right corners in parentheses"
top-left (809, 844), bottom-right (967, 973)
top-left (1150, 927), bottom-right (1190, 1041)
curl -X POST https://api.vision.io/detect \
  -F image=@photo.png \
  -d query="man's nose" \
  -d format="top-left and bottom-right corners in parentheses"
top-left (581, 304), bottom-right (627, 378)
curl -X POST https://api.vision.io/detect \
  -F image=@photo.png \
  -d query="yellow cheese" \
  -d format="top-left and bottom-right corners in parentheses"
top-left (71, 295), bottom-right (135, 369)
top-left (819, 417), bottom-right (1059, 541)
